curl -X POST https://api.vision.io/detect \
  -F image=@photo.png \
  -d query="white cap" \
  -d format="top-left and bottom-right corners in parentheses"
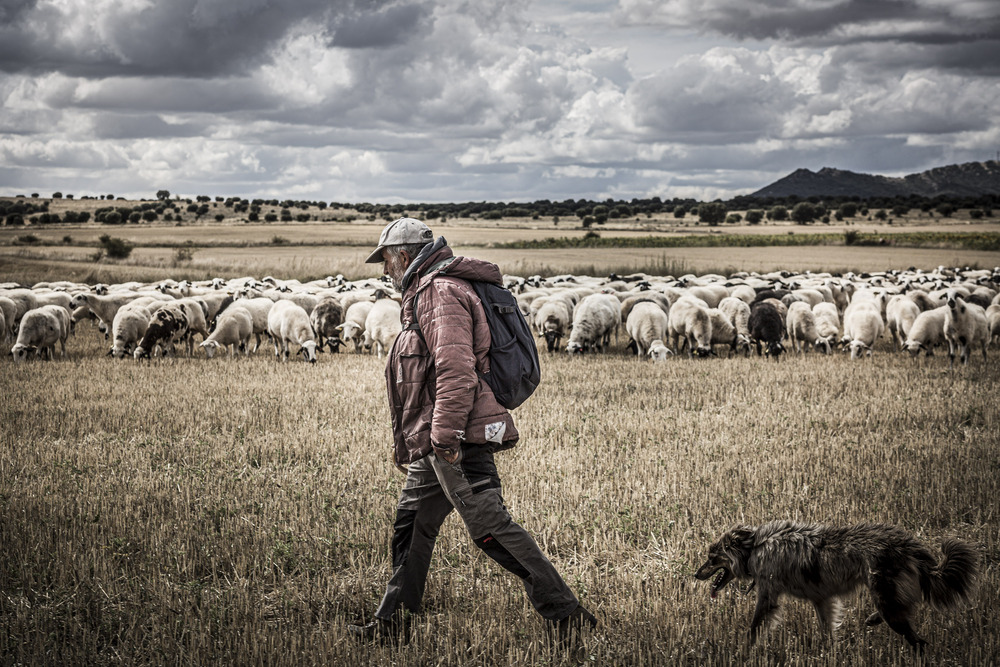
top-left (365, 217), bottom-right (433, 263)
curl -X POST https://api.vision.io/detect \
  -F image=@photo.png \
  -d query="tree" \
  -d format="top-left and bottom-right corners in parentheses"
top-left (52, 192), bottom-right (63, 199)
top-left (98, 234), bottom-right (133, 259)
top-left (698, 202), bottom-right (727, 226)
top-left (791, 202), bottom-right (817, 224)
top-left (767, 206), bottom-right (788, 221)
top-left (837, 203), bottom-right (858, 218)
top-left (745, 209), bottom-right (764, 225)
top-left (156, 190), bottom-right (170, 201)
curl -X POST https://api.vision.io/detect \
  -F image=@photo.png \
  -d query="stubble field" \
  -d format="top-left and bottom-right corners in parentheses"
top-left (1, 234), bottom-right (999, 666)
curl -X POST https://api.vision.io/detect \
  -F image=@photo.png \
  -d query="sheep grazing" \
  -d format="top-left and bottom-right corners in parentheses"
top-left (843, 301), bottom-right (884, 359)
top-left (109, 302), bottom-right (151, 358)
top-left (534, 298), bottom-right (572, 353)
top-left (903, 306), bottom-right (949, 357)
top-left (310, 296), bottom-right (344, 353)
top-left (134, 305), bottom-right (189, 359)
top-left (987, 304), bottom-right (1000, 348)
top-left (748, 301), bottom-right (784, 359)
top-left (718, 297), bottom-right (753, 356)
top-left (11, 305), bottom-right (70, 361)
top-left (0, 296), bottom-right (17, 342)
top-left (886, 295), bottom-right (921, 351)
top-left (786, 301), bottom-right (831, 354)
top-left (566, 293), bottom-right (620, 354)
top-left (812, 302), bottom-right (841, 345)
top-left (647, 339), bottom-right (672, 361)
top-left (626, 301), bottom-right (670, 359)
top-left (267, 300), bottom-right (318, 363)
top-left (68, 292), bottom-right (138, 339)
top-left (338, 300), bottom-right (375, 353)
top-left (943, 290), bottom-right (989, 367)
top-left (669, 296), bottom-right (714, 358)
top-left (363, 298), bottom-right (402, 359)
top-left (706, 307), bottom-right (749, 357)
top-left (231, 296), bottom-right (274, 353)
top-left (200, 306), bottom-right (253, 358)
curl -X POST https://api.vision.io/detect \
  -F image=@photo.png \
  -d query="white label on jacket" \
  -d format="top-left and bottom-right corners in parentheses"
top-left (485, 421), bottom-right (506, 444)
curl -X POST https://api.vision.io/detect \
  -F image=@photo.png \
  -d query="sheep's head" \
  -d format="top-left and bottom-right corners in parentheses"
top-left (648, 342), bottom-right (672, 362)
top-left (11, 344), bottom-right (34, 363)
top-left (200, 340), bottom-right (221, 359)
top-left (814, 337), bottom-right (832, 355)
top-left (566, 341), bottom-right (586, 355)
top-left (299, 340), bottom-right (318, 363)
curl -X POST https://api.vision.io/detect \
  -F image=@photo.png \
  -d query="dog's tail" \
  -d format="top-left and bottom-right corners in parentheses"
top-left (921, 538), bottom-right (978, 610)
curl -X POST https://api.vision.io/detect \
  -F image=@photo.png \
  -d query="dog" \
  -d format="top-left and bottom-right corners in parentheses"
top-left (695, 520), bottom-right (978, 651)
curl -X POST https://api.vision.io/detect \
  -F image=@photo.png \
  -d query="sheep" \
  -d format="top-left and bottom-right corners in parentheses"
top-left (68, 292), bottom-right (140, 338)
top-left (786, 301), bottom-right (831, 354)
top-left (200, 306), bottom-right (254, 358)
top-left (173, 298), bottom-right (211, 355)
top-left (337, 300), bottom-right (375, 353)
top-left (812, 302), bottom-right (841, 344)
top-left (986, 304), bottom-right (1000, 348)
top-left (310, 296), bottom-right (344, 353)
top-left (620, 293), bottom-right (670, 324)
top-left (231, 296), bottom-right (274, 353)
top-left (706, 307), bottom-right (748, 357)
top-left (267, 300), bottom-right (318, 363)
top-left (903, 306), bottom-right (949, 357)
top-left (534, 298), bottom-right (572, 353)
top-left (748, 301), bottom-right (784, 359)
top-left (11, 305), bottom-right (70, 361)
top-left (625, 301), bottom-right (669, 358)
top-left (566, 293), bottom-right (620, 354)
top-left (1, 288), bottom-right (38, 333)
top-left (685, 284), bottom-right (728, 308)
top-left (943, 290), bottom-right (989, 366)
top-left (885, 295), bottom-right (921, 351)
top-left (109, 302), bottom-right (151, 358)
top-left (134, 304), bottom-right (189, 359)
top-left (843, 301), bottom-right (884, 359)
top-left (362, 298), bottom-right (402, 359)
top-left (718, 297), bottom-right (753, 356)
top-left (668, 296), bottom-right (714, 358)
top-left (726, 284), bottom-right (757, 304)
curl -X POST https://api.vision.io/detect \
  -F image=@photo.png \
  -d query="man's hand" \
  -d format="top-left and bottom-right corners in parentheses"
top-left (436, 446), bottom-right (462, 465)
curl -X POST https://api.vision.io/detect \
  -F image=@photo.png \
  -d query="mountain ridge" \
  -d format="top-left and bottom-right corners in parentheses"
top-left (751, 160), bottom-right (1000, 198)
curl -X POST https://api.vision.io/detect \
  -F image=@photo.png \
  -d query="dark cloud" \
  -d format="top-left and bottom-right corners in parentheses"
top-left (89, 114), bottom-right (205, 140)
top-left (0, 0), bottom-right (391, 78)
top-left (331, 3), bottom-right (431, 48)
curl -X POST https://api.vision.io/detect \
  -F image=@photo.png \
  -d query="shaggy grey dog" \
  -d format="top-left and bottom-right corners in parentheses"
top-left (695, 520), bottom-right (978, 651)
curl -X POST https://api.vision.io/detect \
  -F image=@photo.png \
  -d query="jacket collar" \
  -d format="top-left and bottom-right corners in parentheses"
top-left (400, 236), bottom-right (451, 291)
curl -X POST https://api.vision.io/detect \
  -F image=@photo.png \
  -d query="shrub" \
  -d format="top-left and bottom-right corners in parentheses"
top-left (271, 236), bottom-right (289, 245)
top-left (745, 209), bottom-right (764, 225)
top-left (16, 233), bottom-right (39, 244)
top-left (969, 209), bottom-right (984, 219)
top-left (838, 203), bottom-right (858, 218)
top-left (215, 214), bottom-right (225, 222)
top-left (767, 206), bottom-right (788, 222)
top-left (725, 213), bottom-right (742, 224)
top-left (62, 235), bottom-right (73, 244)
top-left (844, 230), bottom-right (860, 245)
top-left (173, 247), bottom-right (194, 264)
top-left (98, 234), bottom-right (133, 259)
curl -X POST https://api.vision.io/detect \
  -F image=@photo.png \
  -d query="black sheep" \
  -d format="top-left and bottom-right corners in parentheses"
top-left (749, 302), bottom-right (785, 360)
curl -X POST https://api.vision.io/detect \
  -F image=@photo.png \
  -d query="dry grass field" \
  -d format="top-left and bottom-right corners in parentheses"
top-left (1, 229), bottom-right (999, 665)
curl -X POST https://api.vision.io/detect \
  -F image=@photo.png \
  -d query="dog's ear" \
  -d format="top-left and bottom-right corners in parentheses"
top-left (726, 526), bottom-right (755, 549)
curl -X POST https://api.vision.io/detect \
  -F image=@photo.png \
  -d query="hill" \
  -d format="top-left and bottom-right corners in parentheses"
top-left (751, 160), bottom-right (1000, 199)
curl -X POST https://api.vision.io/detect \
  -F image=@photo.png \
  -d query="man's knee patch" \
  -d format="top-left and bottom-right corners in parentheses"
top-left (475, 534), bottom-right (531, 579)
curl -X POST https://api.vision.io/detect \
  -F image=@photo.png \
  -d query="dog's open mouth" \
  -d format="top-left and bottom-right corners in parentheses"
top-left (695, 565), bottom-right (734, 598)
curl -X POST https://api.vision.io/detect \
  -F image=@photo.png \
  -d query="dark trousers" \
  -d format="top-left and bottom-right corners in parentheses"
top-left (375, 446), bottom-right (578, 622)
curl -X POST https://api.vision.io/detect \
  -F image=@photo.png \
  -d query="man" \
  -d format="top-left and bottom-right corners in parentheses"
top-left (349, 217), bottom-right (596, 643)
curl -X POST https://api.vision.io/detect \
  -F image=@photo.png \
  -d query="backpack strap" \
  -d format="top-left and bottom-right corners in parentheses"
top-left (406, 257), bottom-right (458, 333)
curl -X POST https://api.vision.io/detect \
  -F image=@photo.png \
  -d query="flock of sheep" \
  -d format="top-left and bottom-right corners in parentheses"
top-left (3, 265), bottom-right (1000, 368)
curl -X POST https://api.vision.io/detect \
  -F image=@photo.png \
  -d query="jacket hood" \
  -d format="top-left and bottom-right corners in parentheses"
top-left (401, 236), bottom-right (504, 291)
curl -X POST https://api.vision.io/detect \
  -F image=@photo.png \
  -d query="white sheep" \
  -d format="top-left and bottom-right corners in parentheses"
top-left (986, 304), bottom-right (1000, 348)
top-left (267, 300), bottom-right (317, 363)
top-left (718, 297), bottom-right (752, 355)
top-left (1, 288), bottom-right (38, 333)
top-left (11, 305), bottom-right (69, 361)
top-left (786, 301), bottom-right (831, 354)
top-left (566, 293), bottom-right (620, 354)
top-left (668, 296), bottom-right (713, 358)
top-left (337, 300), bottom-right (374, 353)
top-left (68, 292), bottom-right (140, 338)
top-left (812, 302), bottom-right (841, 343)
top-left (886, 295), bottom-right (921, 351)
top-left (200, 306), bottom-right (254, 358)
top-left (0, 295), bottom-right (17, 342)
top-left (707, 307), bottom-right (749, 356)
top-left (109, 302), bottom-right (151, 358)
top-left (363, 298), bottom-right (402, 359)
top-left (943, 290), bottom-right (989, 366)
top-left (534, 298), bottom-right (573, 353)
top-left (843, 301), bottom-right (884, 359)
top-left (626, 301), bottom-right (669, 358)
top-left (231, 296), bottom-right (274, 353)
top-left (647, 339), bottom-right (672, 362)
top-left (903, 306), bottom-right (949, 357)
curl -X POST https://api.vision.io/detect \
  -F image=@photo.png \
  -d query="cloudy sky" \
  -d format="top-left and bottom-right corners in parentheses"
top-left (1, 0), bottom-right (998, 203)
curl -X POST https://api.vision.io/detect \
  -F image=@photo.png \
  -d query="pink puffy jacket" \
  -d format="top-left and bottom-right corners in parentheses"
top-left (385, 242), bottom-right (518, 466)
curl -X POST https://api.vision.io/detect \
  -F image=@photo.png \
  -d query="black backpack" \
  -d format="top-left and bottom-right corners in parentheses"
top-left (410, 263), bottom-right (540, 410)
